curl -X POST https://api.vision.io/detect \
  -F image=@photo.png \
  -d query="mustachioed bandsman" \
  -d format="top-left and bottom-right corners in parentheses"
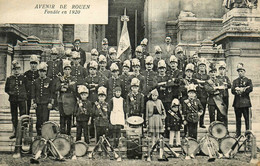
top-left (71, 51), bottom-right (87, 85)
top-left (140, 38), bottom-right (150, 57)
top-left (175, 46), bottom-right (187, 72)
top-left (126, 78), bottom-right (145, 118)
top-left (47, 47), bottom-right (63, 109)
top-left (217, 61), bottom-right (231, 126)
top-left (5, 61), bottom-right (27, 139)
top-left (231, 63), bottom-right (253, 137)
top-left (180, 63), bottom-right (198, 102)
top-left (24, 55), bottom-right (39, 115)
top-left (120, 60), bottom-right (131, 99)
top-left (134, 45), bottom-right (146, 72)
top-left (156, 59), bottom-right (172, 137)
top-left (192, 58), bottom-right (210, 128)
top-left (92, 86), bottom-right (110, 142)
top-left (107, 63), bottom-right (122, 101)
top-left (98, 54), bottom-right (111, 79)
top-left (167, 55), bottom-right (183, 99)
top-left (182, 84), bottom-right (203, 139)
top-left (56, 59), bottom-right (77, 135)
top-left (141, 56), bottom-right (158, 98)
top-left (72, 39), bottom-right (86, 66)
top-left (99, 38), bottom-right (109, 59)
top-left (107, 47), bottom-right (122, 71)
top-left (31, 62), bottom-right (54, 136)
top-left (153, 45), bottom-right (163, 71)
top-left (205, 63), bottom-right (227, 126)
top-left (129, 58), bottom-right (146, 94)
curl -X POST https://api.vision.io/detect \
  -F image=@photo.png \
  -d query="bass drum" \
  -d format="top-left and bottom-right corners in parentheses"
top-left (52, 134), bottom-right (73, 157)
top-left (41, 121), bottom-right (60, 140)
top-left (219, 136), bottom-right (238, 154)
top-left (74, 141), bottom-right (89, 157)
top-left (208, 121), bottom-right (228, 139)
top-left (199, 135), bottom-right (219, 155)
top-left (182, 137), bottom-right (199, 156)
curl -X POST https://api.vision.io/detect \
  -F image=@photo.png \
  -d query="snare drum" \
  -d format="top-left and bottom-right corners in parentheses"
top-left (126, 116), bottom-right (144, 138)
top-left (208, 121), bottom-right (228, 139)
top-left (52, 134), bottom-right (73, 157)
top-left (199, 135), bottom-right (219, 155)
top-left (219, 136), bottom-right (238, 154)
top-left (74, 141), bottom-right (89, 157)
top-left (182, 137), bottom-right (199, 156)
top-left (41, 121), bottom-right (60, 140)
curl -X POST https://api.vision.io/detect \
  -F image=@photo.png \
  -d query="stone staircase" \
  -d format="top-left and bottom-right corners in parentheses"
top-left (0, 81), bottom-right (260, 155)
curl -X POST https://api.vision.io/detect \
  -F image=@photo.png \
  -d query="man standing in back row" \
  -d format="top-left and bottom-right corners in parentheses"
top-left (231, 63), bottom-right (253, 137)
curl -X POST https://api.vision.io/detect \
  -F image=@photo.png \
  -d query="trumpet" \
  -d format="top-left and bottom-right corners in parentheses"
top-left (48, 140), bottom-right (64, 161)
top-left (224, 135), bottom-right (244, 158)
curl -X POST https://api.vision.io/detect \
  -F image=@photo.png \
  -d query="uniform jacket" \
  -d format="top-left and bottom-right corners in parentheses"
top-left (98, 69), bottom-right (111, 79)
top-left (217, 75), bottom-right (231, 98)
top-left (231, 76), bottom-right (253, 108)
top-left (47, 60), bottom-right (63, 80)
top-left (56, 75), bottom-right (77, 102)
top-left (71, 65), bottom-right (87, 85)
top-left (205, 77), bottom-right (224, 105)
top-left (24, 70), bottom-right (39, 98)
top-left (167, 69), bottom-right (183, 98)
top-left (126, 91), bottom-right (145, 117)
top-left (183, 98), bottom-right (203, 122)
top-left (5, 74), bottom-right (27, 101)
top-left (167, 109), bottom-right (182, 131)
top-left (180, 78), bottom-right (198, 100)
top-left (120, 73), bottom-right (131, 99)
top-left (31, 77), bottom-right (53, 104)
top-left (72, 47), bottom-right (86, 66)
top-left (157, 74), bottom-right (172, 103)
top-left (141, 70), bottom-right (158, 96)
top-left (76, 99), bottom-right (92, 121)
top-left (92, 101), bottom-right (110, 126)
top-left (193, 72), bottom-right (210, 102)
top-left (85, 74), bottom-right (107, 102)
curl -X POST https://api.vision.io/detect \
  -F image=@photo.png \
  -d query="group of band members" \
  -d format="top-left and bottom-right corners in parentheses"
top-left (5, 37), bottom-right (253, 148)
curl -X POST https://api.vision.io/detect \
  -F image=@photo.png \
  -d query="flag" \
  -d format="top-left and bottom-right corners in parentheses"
top-left (117, 20), bottom-right (131, 61)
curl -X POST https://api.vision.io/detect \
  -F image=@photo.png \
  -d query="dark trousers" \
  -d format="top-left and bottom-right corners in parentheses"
top-left (36, 103), bottom-right (50, 136)
top-left (111, 125), bottom-right (122, 147)
top-left (223, 96), bottom-right (229, 129)
top-left (163, 102), bottom-right (171, 138)
top-left (26, 99), bottom-right (31, 115)
top-left (234, 107), bottom-right (249, 136)
top-left (95, 125), bottom-right (109, 143)
top-left (76, 121), bottom-right (90, 144)
top-left (59, 102), bottom-right (72, 135)
top-left (10, 101), bottom-right (26, 134)
top-left (187, 122), bottom-right (198, 139)
top-left (208, 104), bottom-right (227, 127)
top-left (199, 99), bottom-right (207, 126)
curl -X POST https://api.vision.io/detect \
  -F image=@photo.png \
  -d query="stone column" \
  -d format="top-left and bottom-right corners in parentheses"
top-left (0, 44), bottom-right (13, 80)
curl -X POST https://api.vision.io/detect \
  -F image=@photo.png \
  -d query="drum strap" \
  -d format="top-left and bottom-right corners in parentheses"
top-left (167, 110), bottom-right (180, 120)
top-left (184, 100), bottom-right (197, 113)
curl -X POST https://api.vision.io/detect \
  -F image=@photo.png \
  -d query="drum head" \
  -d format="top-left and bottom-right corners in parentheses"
top-left (182, 138), bottom-right (199, 156)
top-left (41, 121), bottom-right (59, 140)
top-left (75, 141), bottom-right (88, 157)
top-left (127, 116), bottom-right (144, 126)
top-left (200, 135), bottom-right (219, 156)
top-left (209, 121), bottom-right (227, 139)
top-left (31, 139), bottom-right (41, 155)
top-left (53, 136), bottom-right (71, 156)
top-left (220, 137), bottom-right (238, 154)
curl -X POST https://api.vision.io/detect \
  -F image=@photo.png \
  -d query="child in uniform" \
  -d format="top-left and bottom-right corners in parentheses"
top-left (76, 85), bottom-right (92, 144)
top-left (167, 98), bottom-right (182, 147)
